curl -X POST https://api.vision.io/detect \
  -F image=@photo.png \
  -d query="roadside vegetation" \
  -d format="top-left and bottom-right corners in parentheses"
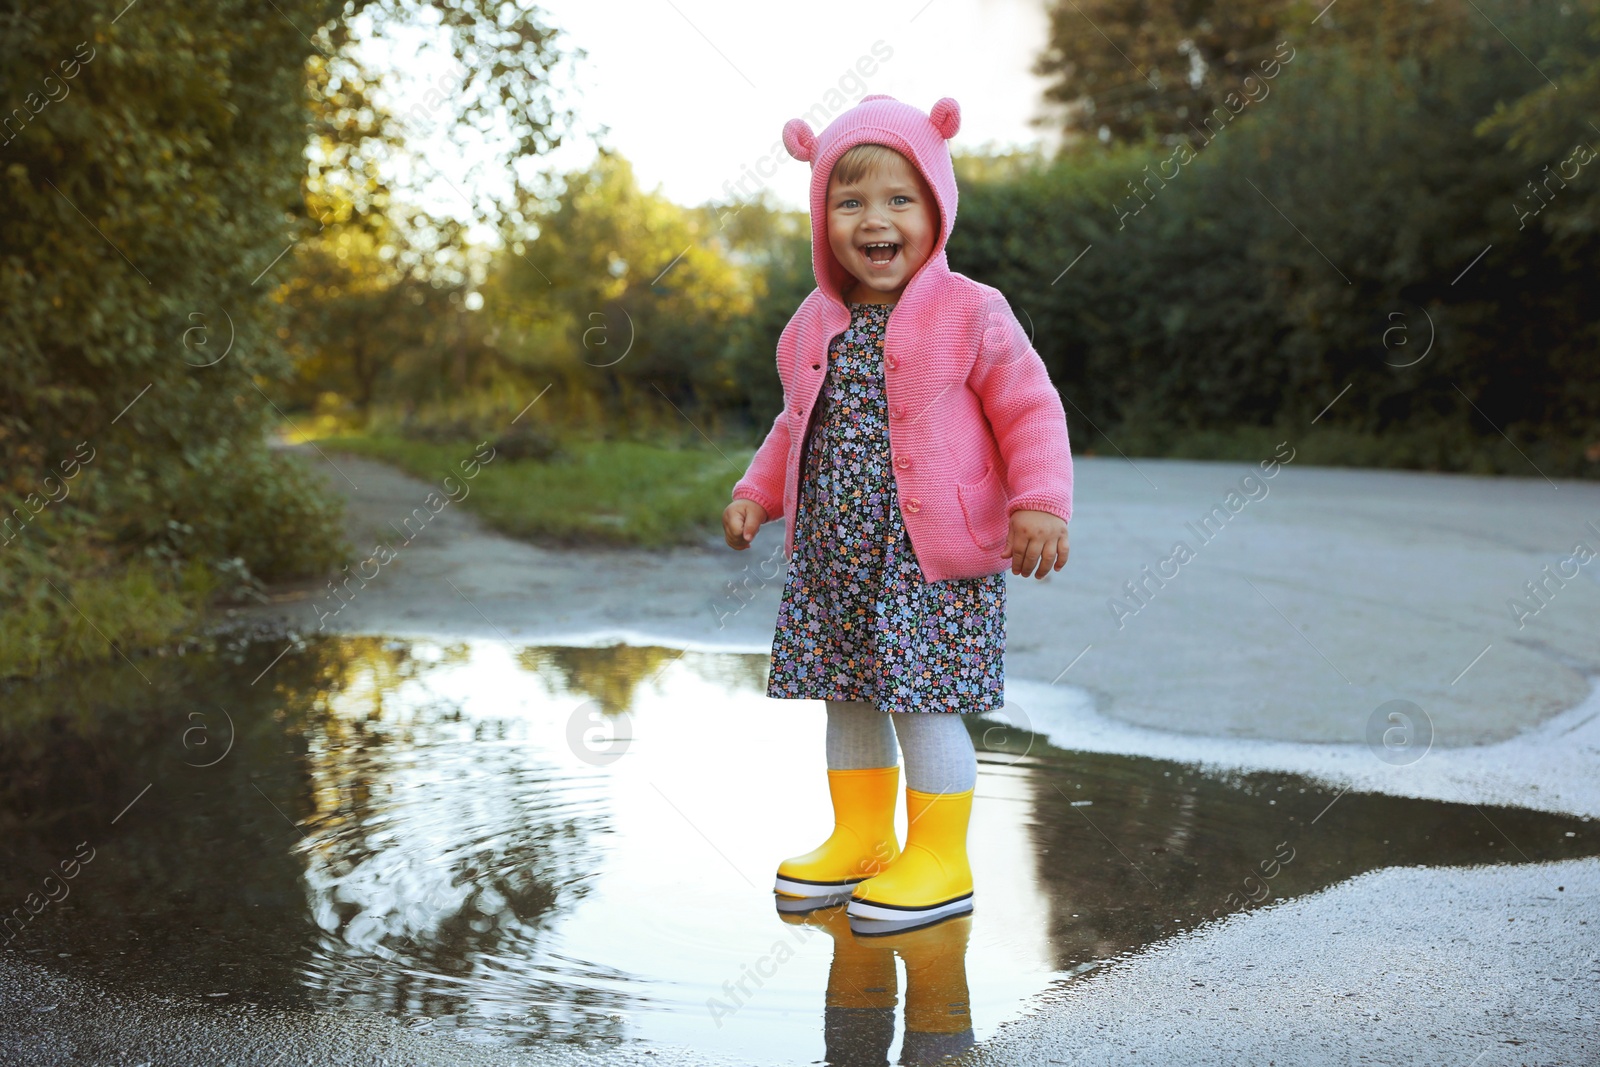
top-left (6, 0), bottom-right (1598, 682)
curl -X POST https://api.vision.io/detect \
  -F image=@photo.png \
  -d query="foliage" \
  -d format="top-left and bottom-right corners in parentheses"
top-left (951, 0), bottom-right (1600, 475)
top-left (1, 0), bottom-right (350, 586)
top-left (485, 150), bottom-right (759, 419)
top-left (1474, 0), bottom-right (1600, 253)
top-left (0, 499), bottom-right (216, 681)
top-left (0, 0), bottom-right (580, 679)
top-left (1034, 0), bottom-right (1490, 144)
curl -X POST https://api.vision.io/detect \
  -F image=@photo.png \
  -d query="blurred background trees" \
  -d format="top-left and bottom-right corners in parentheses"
top-left (0, 0), bottom-right (580, 675)
top-left (3, 0), bottom-right (1597, 677)
top-left (982, 0), bottom-right (1599, 470)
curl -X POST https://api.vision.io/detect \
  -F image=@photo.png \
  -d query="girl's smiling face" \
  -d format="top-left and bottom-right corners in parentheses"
top-left (826, 149), bottom-right (939, 305)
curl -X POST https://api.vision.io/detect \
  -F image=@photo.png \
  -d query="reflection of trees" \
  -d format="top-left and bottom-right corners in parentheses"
top-left (518, 643), bottom-right (678, 716)
top-left (0, 634), bottom-right (643, 1040)
top-left (998, 735), bottom-right (1600, 975)
top-left (681, 650), bottom-right (770, 698)
top-left (0, 635), bottom-right (353, 1005)
top-left (295, 637), bottom-right (630, 1042)
top-left (514, 644), bottom-right (770, 719)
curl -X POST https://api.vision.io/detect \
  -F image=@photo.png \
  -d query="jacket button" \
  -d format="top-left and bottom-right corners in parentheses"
top-left (894, 454), bottom-right (909, 469)
top-left (886, 356), bottom-right (899, 370)
top-left (905, 498), bottom-right (921, 513)
top-left (890, 404), bottom-right (904, 419)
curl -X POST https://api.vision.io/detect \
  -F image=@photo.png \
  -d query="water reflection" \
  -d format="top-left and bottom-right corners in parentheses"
top-left (776, 906), bottom-right (974, 1067)
top-left (0, 635), bottom-right (1593, 1063)
top-left (292, 644), bottom-right (624, 1039)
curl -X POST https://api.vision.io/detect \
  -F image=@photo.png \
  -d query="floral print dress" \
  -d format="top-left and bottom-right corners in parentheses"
top-left (766, 301), bottom-right (1007, 715)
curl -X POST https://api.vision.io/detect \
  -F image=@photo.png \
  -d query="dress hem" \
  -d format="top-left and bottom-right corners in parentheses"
top-left (761, 686), bottom-right (1002, 715)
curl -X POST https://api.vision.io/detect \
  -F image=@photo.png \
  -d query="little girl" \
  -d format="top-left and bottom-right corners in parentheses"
top-left (722, 94), bottom-right (1073, 928)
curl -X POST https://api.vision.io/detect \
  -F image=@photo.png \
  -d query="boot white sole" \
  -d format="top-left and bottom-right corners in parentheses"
top-left (845, 891), bottom-right (973, 925)
top-left (774, 873), bottom-right (865, 900)
top-left (847, 909), bottom-right (973, 936)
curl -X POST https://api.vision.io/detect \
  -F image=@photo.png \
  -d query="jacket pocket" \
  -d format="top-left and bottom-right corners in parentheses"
top-left (956, 463), bottom-right (1010, 552)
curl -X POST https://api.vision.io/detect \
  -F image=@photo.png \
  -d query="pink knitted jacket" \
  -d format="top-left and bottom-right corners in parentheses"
top-left (730, 94), bottom-right (1074, 583)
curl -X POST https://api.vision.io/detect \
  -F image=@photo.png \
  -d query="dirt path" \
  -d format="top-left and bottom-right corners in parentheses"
top-left (245, 444), bottom-right (1600, 747)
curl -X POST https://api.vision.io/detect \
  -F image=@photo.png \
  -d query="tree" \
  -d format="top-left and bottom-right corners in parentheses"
top-left (1033, 0), bottom-right (1486, 145)
top-left (0, 0), bottom-right (586, 680)
top-left (485, 150), bottom-right (756, 426)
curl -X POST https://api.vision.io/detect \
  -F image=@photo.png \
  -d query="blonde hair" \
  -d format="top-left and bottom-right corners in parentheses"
top-left (829, 142), bottom-right (905, 188)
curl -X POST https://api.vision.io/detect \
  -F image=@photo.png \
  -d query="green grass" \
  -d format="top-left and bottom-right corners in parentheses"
top-left (317, 434), bottom-right (750, 549)
top-left (0, 509), bottom-right (216, 682)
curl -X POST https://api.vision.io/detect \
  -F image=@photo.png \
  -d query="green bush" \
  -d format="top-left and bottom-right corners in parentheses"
top-left (948, 5), bottom-right (1600, 476)
top-left (0, 506), bottom-right (215, 681)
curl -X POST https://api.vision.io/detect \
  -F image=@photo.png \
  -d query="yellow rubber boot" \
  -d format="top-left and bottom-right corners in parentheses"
top-left (775, 767), bottom-right (901, 901)
top-left (846, 787), bottom-right (973, 924)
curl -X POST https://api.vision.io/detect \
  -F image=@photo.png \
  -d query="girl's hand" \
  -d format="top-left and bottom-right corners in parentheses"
top-left (1007, 510), bottom-right (1069, 578)
top-left (723, 499), bottom-right (769, 550)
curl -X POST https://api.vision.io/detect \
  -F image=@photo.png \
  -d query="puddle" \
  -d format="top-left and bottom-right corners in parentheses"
top-left (0, 636), bottom-right (1593, 1063)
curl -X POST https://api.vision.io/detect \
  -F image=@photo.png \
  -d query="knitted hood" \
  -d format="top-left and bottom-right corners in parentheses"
top-left (782, 94), bottom-right (961, 307)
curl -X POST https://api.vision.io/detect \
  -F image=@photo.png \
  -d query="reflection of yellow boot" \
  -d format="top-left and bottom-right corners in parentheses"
top-left (776, 767), bottom-right (902, 901)
top-left (847, 787), bottom-right (973, 925)
top-left (878, 915), bottom-right (974, 1065)
top-left (780, 904), bottom-right (898, 1063)
top-left (778, 905), bottom-right (898, 1011)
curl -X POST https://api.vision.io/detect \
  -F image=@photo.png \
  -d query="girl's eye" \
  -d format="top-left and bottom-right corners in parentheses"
top-left (891, 195), bottom-right (910, 205)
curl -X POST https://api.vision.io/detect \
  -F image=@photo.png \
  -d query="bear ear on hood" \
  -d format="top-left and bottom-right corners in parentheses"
top-left (930, 97), bottom-right (961, 140)
top-left (783, 118), bottom-right (817, 162)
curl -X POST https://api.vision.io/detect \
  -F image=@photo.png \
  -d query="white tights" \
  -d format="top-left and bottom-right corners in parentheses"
top-left (823, 698), bottom-right (977, 793)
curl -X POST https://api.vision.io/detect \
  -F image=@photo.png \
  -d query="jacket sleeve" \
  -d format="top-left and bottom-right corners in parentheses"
top-left (731, 407), bottom-right (788, 520)
top-left (968, 297), bottom-right (1073, 524)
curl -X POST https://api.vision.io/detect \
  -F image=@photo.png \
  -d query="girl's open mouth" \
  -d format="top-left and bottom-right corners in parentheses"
top-left (860, 242), bottom-right (900, 269)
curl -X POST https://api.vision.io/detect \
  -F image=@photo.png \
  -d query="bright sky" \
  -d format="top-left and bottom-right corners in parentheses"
top-left (358, 0), bottom-right (1064, 231)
